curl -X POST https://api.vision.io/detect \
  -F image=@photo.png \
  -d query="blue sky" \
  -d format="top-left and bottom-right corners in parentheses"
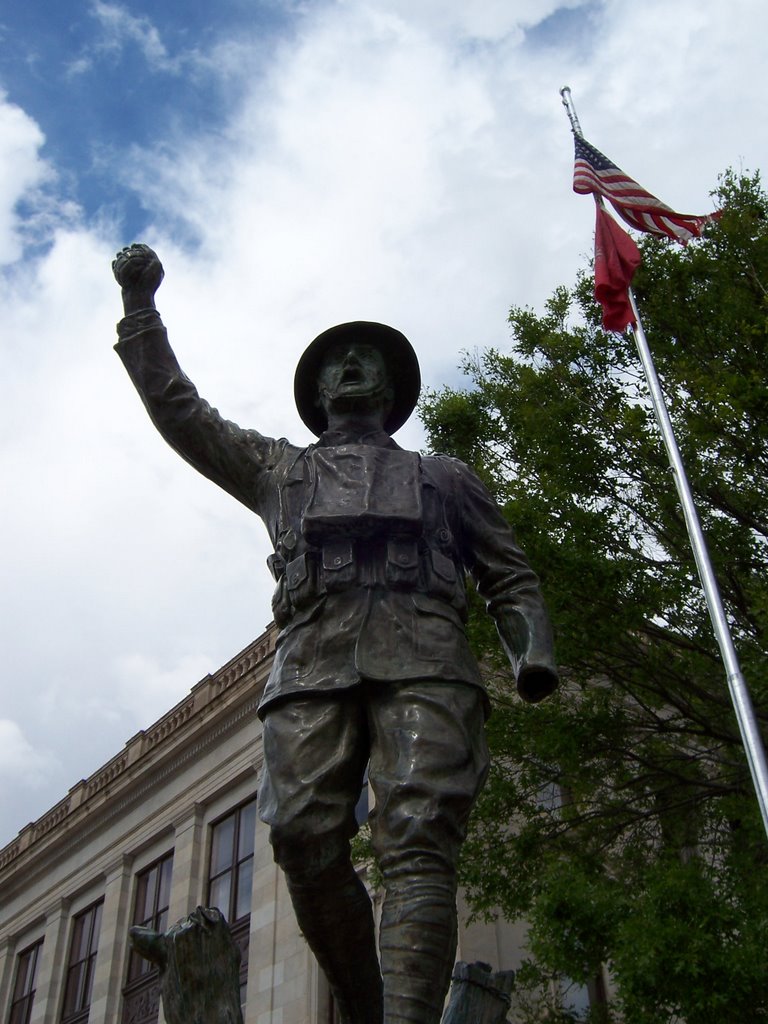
top-left (1, 1), bottom-right (296, 240)
top-left (0, 0), bottom-right (765, 846)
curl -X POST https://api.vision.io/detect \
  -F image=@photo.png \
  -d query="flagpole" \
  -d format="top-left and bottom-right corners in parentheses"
top-left (559, 86), bottom-right (582, 136)
top-left (560, 86), bottom-right (768, 837)
top-left (627, 290), bottom-right (768, 835)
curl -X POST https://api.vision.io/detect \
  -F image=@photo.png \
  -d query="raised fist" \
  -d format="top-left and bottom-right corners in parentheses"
top-left (112, 243), bottom-right (164, 295)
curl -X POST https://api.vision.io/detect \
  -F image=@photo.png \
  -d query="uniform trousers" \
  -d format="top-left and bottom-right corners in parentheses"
top-left (258, 679), bottom-right (489, 1024)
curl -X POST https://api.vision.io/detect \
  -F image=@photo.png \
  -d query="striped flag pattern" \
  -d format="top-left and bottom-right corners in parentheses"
top-left (573, 135), bottom-right (718, 244)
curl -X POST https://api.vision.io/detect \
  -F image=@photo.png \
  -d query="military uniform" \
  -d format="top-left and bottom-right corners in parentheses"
top-left (116, 309), bottom-right (558, 1024)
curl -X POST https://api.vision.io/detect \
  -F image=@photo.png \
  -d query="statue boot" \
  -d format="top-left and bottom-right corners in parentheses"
top-left (378, 870), bottom-right (458, 1024)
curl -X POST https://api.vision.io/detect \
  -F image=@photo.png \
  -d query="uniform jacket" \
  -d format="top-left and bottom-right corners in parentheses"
top-left (116, 310), bottom-right (558, 715)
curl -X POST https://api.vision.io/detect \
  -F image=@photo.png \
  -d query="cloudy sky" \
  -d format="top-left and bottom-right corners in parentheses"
top-left (0, 0), bottom-right (765, 845)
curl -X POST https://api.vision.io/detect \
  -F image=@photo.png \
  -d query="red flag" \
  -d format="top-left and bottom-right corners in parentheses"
top-left (594, 203), bottom-right (641, 332)
top-left (574, 134), bottom-right (719, 244)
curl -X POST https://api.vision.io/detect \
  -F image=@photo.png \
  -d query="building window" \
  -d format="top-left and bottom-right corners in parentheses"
top-left (126, 852), bottom-right (174, 983)
top-left (61, 901), bottom-right (103, 1024)
top-left (555, 970), bottom-right (608, 1017)
top-left (8, 940), bottom-right (43, 1024)
top-left (559, 977), bottom-right (591, 1016)
top-left (207, 797), bottom-right (257, 924)
top-left (207, 798), bottom-right (256, 1007)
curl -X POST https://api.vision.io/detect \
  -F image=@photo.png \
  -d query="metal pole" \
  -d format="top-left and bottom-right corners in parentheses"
top-left (560, 86), bottom-right (583, 137)
top-left (559, 85), bottom-right (768, 835)
top-left (628, 290), bottom-right (768, 835)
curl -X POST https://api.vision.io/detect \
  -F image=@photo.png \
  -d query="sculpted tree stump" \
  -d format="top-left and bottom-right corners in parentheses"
top-left (441, 961), bottom-right (515, 1024)
top-left (129, 906), bottom-right (243, 1024)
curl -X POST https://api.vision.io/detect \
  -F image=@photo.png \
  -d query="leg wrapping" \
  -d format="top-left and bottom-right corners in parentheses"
top-left (285, 857), bottom-right (383, 1024)
top-left (378, 867), bottom-right (458, 1024)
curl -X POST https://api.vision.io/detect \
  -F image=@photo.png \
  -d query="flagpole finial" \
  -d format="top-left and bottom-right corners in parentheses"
top-left (560, 86), bottom-right (583, 137)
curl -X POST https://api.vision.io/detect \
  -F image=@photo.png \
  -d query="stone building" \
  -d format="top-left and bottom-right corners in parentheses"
top-left (0, 625), bottom-right (530, 1024)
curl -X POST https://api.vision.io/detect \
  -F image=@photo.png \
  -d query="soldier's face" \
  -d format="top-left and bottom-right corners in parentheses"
top-left (317, 343), bottom-right (392, 408)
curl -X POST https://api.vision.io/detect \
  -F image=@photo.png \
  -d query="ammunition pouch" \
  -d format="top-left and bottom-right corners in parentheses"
top-left (269, 540), bottom-right (466, 627)
top-left (385, 538), bottom-right (420, 589)
top-left (322, 539), bottom-right (356, 591)
top-left (424, 548), bottom-right (459, 603)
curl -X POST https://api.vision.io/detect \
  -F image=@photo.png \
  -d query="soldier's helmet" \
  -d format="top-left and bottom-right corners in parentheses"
top-left (294, 321), bottom-right (421, 436)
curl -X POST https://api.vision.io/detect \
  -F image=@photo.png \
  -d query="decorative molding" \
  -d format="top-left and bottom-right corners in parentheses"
top-left (31, 799), bottom-right (71, 843)
top-left (211, 635), bottom-right (274, 697)
top-left (85, 753), bottom-right (130, 799)
top-left (0, 841), bottom-right (20, 871)
top-left (142, 699), bottom-right (195, 752)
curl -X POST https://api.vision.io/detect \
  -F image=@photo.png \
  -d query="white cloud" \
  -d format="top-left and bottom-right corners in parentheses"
top-left (353, 0), bottom-right (590, 45)
top-left (89, 1), bottom-right (174, 69)
top-left (0, 93), bottom-right (54, 264)
top-left (0, 720), bottom-right (59, 786)
top-left (84, 0), bottom-right (248, 79)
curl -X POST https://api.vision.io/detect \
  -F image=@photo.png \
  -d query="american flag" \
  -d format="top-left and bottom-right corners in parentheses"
top-left (573, 135), bottom-right (719, 244)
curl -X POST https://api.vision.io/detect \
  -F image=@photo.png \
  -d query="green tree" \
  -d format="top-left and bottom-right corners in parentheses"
top-left (419, 172), bottom-right (768, 1023)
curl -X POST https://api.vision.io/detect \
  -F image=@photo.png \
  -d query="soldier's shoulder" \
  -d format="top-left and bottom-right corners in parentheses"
top-left (277, 438), bottom-right (307, 457)
top-left (423, 451), bottom-right (472, 471)
top-left (421, 452), bottom-right (476, 484)
top-left (245, 435), bottom-right (307, 471)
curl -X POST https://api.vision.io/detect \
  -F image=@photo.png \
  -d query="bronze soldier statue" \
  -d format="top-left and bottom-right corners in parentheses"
top-left (112, 243), bottom-right (558, 1024)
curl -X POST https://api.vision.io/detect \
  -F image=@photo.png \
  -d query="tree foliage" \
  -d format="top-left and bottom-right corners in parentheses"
top-left (419, 171), bottom-right (768, 1023)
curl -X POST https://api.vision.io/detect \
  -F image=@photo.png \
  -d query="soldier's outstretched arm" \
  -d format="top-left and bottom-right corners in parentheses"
top-left (111, 244), bottom-right (288, 514)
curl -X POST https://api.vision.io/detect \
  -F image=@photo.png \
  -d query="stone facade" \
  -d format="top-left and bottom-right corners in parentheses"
top-left (0, 626), bottom-right (529, 1024)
